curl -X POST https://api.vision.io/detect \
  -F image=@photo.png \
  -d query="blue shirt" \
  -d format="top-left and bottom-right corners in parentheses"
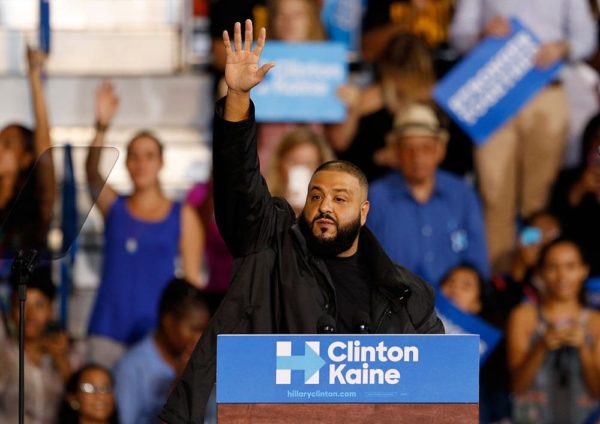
top-left (88, 196), bottom-right (181, 345)
top-left (367, 170), bottom-right (490, 286)
top-left (113, 334), bottom-right (176, 424)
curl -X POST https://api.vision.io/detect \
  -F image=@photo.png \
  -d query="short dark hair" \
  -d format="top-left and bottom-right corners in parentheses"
top-left (581, 112), bottom-right (600, 166)
top-left (10, 265), bottom-right (55, 302)
top-left (313, 160), bottom-right (368, 196)
top-left (158, 278), bottom-right (209, 319)
top-left (439, 263), bottom-right (487, 307)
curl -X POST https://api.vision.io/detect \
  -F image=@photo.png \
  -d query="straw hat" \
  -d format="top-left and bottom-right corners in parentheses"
top-left (387, 103), bottom-right (449, 144)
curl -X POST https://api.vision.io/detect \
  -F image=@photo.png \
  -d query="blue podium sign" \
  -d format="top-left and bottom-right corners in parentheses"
top-left (252, 41), bottom-right (348, 123)
top-left (433, 18), bottom-right (562, 144)
top-left (217, 334), bottom-right (479, 404)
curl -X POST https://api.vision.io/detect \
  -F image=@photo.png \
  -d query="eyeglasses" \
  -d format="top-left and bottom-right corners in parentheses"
top-left (79, 382), bottom-right (113, 394)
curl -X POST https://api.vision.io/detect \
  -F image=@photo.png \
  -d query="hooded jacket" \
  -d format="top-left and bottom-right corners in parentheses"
top-left (159, 99), bottom-right (444, 424)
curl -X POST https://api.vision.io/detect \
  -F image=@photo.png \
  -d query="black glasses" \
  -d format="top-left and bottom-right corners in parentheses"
top-left (79, 382), bottom-right (113, 394)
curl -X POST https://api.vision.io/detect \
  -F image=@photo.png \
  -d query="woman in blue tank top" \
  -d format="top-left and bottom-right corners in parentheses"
top-left (507, 239), bottom-right (600, 423)
top-left (85, 82), bottom-right (203, 366)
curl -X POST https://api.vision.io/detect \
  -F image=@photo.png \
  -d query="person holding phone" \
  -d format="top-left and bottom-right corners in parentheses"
top-left (0, 267), bottom-right (76, 424)
top-left (490, 211), bottom-right (561, 317)
top-left (507, 239), bottom-right (600, 423)
top-left (550, 113), bottom-right (600, 277)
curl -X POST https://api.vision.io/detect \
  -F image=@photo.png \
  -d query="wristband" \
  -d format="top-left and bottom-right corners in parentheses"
top-left (95, 121), bottom-right (109, 133)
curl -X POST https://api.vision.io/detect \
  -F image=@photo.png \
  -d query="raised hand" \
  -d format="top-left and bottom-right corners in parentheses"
top-left (223, 20), bottom-right (274, 94)
top-left (95, 80), bottom-right (119, 127)
top-left (26, 45), bottom-right (45, 74)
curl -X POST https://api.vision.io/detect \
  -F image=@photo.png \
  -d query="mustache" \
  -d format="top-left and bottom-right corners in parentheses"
top-left (312, 213), bottom-right (337, 225)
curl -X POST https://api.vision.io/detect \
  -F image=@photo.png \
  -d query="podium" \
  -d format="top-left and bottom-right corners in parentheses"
top-left (217, 335), bottom-right (479, 423)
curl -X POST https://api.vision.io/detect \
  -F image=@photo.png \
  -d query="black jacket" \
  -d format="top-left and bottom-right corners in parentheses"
top-left (159, 99), bottom-right (444, 424)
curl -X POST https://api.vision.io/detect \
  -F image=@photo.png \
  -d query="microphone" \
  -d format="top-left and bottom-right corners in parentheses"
top-left (353, 312), bottom-right (371, 334)
top-left (317, 315), bottom-right (336, 334)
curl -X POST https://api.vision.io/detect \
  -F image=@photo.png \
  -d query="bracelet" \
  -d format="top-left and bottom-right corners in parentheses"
top-left (95, 121), bottom-right (109, 133)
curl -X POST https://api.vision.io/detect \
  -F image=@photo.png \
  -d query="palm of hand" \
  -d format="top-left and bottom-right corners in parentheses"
top-left (96, 83), bottom-right (119, 124)
top-left (225, 50), bottom-right (262, 93)
top-left (222, 21), bottom-right (272, 94)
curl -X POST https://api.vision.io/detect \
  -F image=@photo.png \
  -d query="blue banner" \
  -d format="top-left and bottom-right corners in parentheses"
top-left (433, 18), bottom-right (562, 144)
top-left (435, 293), bottom-right (502, 365)
top-left (39, 0), bottom-right (51, 53)
top-left (320, 0), bottom-right (365, 54)
top-left (585, 277), bottom-right (600, 310)
top-left (253, 42), bottom-right (348, 123)
top-left (217, 334), bottom-right (479, 404)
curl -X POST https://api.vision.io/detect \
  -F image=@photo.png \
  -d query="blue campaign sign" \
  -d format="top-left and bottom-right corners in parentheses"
top-left (585, 277), bottom-right (600, 309)
top-left (320, 0), bottom-right (365, 53)
top-left (433, 18), bottom-right (563, 144)
top-left (252, 42), bottom-right (348, 123)
top-left (435, 293), bottom-right (502, 365)
top-left (217, 334), bottom-right (479, 404)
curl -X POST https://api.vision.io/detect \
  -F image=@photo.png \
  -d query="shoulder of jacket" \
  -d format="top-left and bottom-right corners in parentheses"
top-left (393, 265), bottom-right (436, 315)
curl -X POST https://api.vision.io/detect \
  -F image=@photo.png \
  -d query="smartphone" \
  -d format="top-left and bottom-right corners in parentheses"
top-left (520, 226), bottom-right (542, 247)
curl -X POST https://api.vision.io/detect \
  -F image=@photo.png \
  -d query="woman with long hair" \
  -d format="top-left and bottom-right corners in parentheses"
top-left (265, 126), bottom-right (335, 214)
top-left (255, 0), bottom-right (331, 173)
top-left (333, 33), bottom-right (437, 181)
top-left (85, 81), bottom-right (202, 367)
top-left (507, 239), bottom-right (600, 423)
top-left (0, 47), bottom-right (54, 259)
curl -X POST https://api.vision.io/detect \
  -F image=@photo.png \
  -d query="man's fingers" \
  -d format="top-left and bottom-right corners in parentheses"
top-left (257, 62), bottom-right (275, 80)
top-left (223, 30), bottom-right (232, 54)
top-left (244, 19), bottom-right (253, 52)
top-left (233, 21), bottom-right (242, 52)
top-left (253, 27), bottom-right (267, 57)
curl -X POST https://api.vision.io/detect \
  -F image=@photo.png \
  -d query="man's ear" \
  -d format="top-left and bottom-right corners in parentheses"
top-left (472, 299), bottom-right (483, 315)
top-left (360, 201), bottom-right (370, 226)
top-left (161, 313), bottom-right (176, 333)
top-left (580, 263), bottom-right (590, 284)
top-left (436, 141), bottom-right (448, 165)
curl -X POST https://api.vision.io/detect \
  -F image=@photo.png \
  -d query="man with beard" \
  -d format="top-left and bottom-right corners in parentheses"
top-left (159, 20), bottom-right (444, 424)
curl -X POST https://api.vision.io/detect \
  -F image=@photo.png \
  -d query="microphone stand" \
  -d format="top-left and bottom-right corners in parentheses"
top-left (12, 249), bottom-right (39, 424)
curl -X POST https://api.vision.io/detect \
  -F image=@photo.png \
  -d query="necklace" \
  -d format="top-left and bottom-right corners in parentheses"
top-left (125, 237), bottom-right (138, 254)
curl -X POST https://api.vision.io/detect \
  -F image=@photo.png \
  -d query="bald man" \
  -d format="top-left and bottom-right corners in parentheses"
top-left (160, 20), bottom-right (443, 424)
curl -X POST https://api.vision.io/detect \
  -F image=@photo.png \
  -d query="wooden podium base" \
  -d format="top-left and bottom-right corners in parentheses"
top-left (218, 403), bottom-right (478, 423)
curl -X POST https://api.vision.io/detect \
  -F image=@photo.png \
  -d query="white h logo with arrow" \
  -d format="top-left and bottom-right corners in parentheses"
top-left (276, 341), bottom-right (325, 384)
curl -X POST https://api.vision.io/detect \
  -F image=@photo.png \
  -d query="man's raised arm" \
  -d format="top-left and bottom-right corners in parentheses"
top-left (222, 20), bottom-right (274, 121)
top-left (213, 20), bottom-right (284, 257)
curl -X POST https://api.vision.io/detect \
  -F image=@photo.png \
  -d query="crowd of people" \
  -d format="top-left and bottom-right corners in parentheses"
top-left (1, 0), bottom-right (600, 423)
